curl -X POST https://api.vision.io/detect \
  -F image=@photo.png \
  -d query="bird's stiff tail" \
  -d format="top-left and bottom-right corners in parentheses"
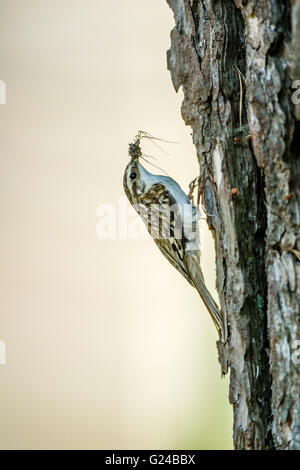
top-left (185, 250), bottom-right (224, 341)
top-left (193, 275), bottom-right (224, 340)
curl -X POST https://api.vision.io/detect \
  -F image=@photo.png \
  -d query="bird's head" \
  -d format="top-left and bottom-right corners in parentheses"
top-left (124, 131), bottom-right (170, 205)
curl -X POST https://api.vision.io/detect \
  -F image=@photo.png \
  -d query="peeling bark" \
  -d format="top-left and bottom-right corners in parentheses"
top-left (166, 0), bottom-right (300, 450)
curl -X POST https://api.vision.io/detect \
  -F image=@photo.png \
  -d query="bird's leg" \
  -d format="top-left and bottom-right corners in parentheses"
top-left (188, 170), bottom-right (214, 218)
top-left (188, 177), bottom-right (198, 206)
top-left (197, 170), bottom-right (206, 209)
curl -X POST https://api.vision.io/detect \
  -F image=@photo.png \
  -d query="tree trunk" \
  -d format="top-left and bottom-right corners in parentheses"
top-left (166, 0), bottom-right (300, 450)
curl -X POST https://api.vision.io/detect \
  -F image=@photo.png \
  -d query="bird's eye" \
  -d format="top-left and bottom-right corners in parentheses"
top-left (130, 171), bottom-right (137, 180)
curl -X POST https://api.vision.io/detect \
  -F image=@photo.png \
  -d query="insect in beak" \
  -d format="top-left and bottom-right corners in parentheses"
top-left (128, 131), bottom-right (172, 176)
top-left (128, 142), bottom-right (141, 161)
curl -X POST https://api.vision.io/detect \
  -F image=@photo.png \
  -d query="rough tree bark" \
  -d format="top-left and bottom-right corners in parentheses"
top-left (166, 0), bottom-right (300, 450)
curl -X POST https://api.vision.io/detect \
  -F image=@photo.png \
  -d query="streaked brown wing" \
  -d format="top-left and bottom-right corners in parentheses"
top-left (153, 238), bottom-right (193, 285)
top-left (142, 183), bottom-right (193, 286)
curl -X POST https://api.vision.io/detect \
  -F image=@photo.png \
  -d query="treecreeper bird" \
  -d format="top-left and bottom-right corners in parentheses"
top-left (123, 132), bottom-right (225, 342)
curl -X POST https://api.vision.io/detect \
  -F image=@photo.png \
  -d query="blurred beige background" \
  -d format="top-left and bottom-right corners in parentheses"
top-left (0, 0), bottom-right (232, 449)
